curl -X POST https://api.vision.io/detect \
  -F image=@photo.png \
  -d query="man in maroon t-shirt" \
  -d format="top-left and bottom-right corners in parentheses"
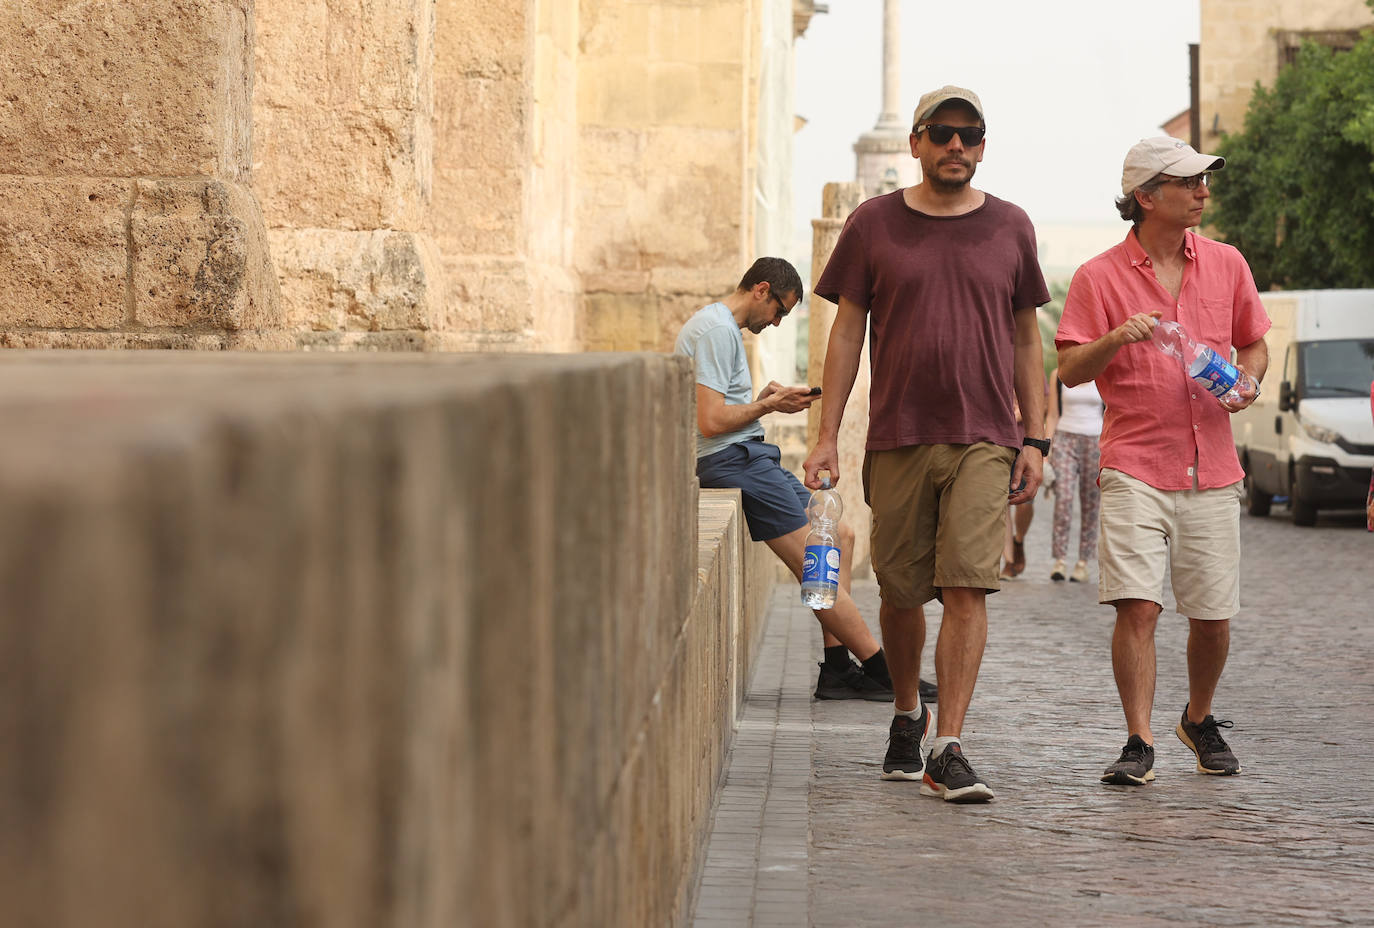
top-left (804, 85), bottom-right (1050, 803)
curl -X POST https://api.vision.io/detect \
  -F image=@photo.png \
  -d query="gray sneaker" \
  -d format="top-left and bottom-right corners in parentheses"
top-left (880, 707), bottom-right (931, 781)
top-left (920, 742), bottom-right (994, 803)
top-left (1100, 734), bottom-right (1155, 785)
top-left (1176, 706), bottom-right (1242, 775)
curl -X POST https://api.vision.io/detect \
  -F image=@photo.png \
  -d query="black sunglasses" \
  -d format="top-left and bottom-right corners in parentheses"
top-left (915, 124), bottom-right (986, 146)
top-left (771, 293), bottom-right (791, 320)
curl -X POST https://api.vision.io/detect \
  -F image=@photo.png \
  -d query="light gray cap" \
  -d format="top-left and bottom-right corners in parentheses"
top-left (1121, 137), bottom-right (1225, 195)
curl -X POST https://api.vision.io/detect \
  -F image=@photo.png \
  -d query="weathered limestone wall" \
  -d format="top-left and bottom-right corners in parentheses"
top-left (430, 0), bottom-right (581, 352)
top-left (577, 0), bottom-right (761, 352)
top-left (3, 2), bottom-right (799, 354)
top-left (0, 351), bottom-right (773, 928)
top-left (0, 0), bottom-right (283, 348)
top-left (253, 0), bottom-right (446, 351)
top-left (1200, 0), bottom-right (1373, 146)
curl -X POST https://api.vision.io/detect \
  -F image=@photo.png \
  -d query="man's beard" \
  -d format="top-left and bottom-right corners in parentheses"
top-left (926, 160), bottom-right (975, 193)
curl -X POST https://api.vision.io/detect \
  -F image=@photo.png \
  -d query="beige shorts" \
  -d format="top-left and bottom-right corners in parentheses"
top-left (1097, 468), bottom-right (1243, 620)
top-left (863, 443), bottom-right (1017, 607)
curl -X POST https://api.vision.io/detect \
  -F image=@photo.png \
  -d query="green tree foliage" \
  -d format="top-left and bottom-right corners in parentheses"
top-left (1037, 280), bottom-right (1069, 379)
top-left (1210, 30), bottom-right (1374, 290)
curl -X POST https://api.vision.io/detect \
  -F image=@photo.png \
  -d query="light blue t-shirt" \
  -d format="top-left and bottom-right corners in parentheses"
top-left (674, 302), bottom-right (763, 458)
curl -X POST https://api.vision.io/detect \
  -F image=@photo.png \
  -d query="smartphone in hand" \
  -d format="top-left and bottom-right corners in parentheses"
top-left (807, 386), bottom-right (822, 396)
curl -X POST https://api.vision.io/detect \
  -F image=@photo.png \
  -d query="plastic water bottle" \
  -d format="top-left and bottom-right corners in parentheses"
top-left (1151, 320), bottom-right (1254, 404)
top-left (800, 477), bottom-right (843, 610)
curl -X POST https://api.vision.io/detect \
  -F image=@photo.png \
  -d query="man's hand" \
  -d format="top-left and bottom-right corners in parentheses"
top-left (1219, 364), bottom-right (1260, 413)
top-left (1008, 447), bottom-right (1043, 505)
top-left (758, 382), bottom-right (816, 415)
top-left (1114, 310), bottom-right (1163, 346)
top-left (803, 439), bottom-right (840, 489)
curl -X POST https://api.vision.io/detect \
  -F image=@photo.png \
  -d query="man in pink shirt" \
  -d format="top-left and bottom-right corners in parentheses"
top-left (1057, 137), bottom-right (1270, 787)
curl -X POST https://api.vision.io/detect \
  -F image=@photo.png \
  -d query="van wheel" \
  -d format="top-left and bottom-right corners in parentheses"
top-left (1290, 493), bottom-right (1318, 526)
top-left (1244, 472), bottom-right (1272, 517)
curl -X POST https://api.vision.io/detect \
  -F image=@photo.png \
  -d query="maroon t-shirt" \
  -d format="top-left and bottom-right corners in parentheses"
top-left (815, 190), bottom-right (1049, 451)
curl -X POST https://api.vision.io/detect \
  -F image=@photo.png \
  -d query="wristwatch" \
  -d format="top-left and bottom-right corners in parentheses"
top-left (1022, 437), bottom-right (1051, 455)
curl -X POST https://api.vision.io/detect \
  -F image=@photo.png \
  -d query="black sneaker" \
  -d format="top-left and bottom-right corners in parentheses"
top-left (880, 707), bottom-right (931, 780)
top-left (814, 661), bottom-right (894, 702)
top-left (919, 677), bottom-right (939, 703)
top-left (1100, 734), bottom-right (1155, 785)
top-left (1176, 706), bottom-right (1242, 775)
top-left (920, 742), bottom-right (995, 802)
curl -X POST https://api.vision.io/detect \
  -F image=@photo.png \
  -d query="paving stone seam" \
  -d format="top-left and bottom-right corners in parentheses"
top-left (692, 588), bottom-right (811, 927)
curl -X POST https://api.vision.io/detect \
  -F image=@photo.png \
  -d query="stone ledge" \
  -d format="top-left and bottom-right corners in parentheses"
top-left (0, 350), bottom-right (776, 928)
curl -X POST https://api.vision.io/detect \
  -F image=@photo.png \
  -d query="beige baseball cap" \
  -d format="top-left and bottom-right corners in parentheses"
top-left (1121, 137), bottom-right (1225, 195)
top-left (913, 85), bottom-right (984, 125)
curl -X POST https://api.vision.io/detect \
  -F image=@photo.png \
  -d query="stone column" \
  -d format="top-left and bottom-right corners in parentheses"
top-left (852, 0), bottom-right (917, 198)
top-left (807, 182), bottom-right (873, 575)
top-left (0, 0), bottom-right (282, 348)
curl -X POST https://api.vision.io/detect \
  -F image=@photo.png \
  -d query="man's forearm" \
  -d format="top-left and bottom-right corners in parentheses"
top-left (1235, 337), bottom-right (1269, 384)
top-left (1013, 309), bottom-right (1046, 438)
top-left (701, 399), bottom-right (771, 437)
top-left (1058, 332), bottom-right (1125, 386)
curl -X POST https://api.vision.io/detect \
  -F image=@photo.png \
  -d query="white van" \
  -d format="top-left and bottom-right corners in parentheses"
top-left (1232, 289), bottom-right (1374, 526)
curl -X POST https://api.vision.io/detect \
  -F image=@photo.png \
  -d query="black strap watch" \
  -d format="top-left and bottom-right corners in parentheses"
top-left (1022, 437), bottom-right (1051, 455)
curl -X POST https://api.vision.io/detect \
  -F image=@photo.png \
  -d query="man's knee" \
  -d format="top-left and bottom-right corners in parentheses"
top-left (837, 520), bottom-right (856, 548)
top-left (1189, 617), bottom-right (1229, 637)
top-left (1114, 599), bottom-right (1160, 632)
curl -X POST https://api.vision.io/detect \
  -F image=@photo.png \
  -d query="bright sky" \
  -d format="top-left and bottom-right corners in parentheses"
top-left (793, 0), bottom-right (1203, 245)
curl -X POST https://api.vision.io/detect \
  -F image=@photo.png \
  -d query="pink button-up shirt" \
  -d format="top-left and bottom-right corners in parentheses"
top-left (1056, 229), bottom-right (1270, 491)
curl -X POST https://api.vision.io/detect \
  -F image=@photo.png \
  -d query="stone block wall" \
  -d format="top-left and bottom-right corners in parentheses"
top-left (0, 351), bottom-right (774, 928)
top-left (0, 0), bottom-right (284, 349)
top-left (575, 0), bottom-right (763, 352)
top-left (2, 2), bottom-right (800, 354)
top-left (1200, 0), bottom-right (1373, 146)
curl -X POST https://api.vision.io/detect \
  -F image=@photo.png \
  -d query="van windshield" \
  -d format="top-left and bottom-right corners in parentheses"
top-left (1299, 339), bottom-right (1374, 398)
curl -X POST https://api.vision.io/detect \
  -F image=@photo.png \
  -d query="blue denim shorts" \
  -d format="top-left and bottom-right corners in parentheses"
top-left (696, 438), bottom-right (810, 542)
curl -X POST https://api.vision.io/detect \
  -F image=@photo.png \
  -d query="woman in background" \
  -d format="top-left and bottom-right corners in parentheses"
top-left (1047, 369), bottom-right (1104, 582)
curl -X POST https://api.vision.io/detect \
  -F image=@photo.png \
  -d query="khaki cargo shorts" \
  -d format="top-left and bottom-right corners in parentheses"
top-left (1097, 468), bottom-right (1243, 620)
top-left (862, 442), bottom-right (1017, 608)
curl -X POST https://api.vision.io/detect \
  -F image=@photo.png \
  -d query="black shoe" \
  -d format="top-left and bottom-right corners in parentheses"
top-left (1176, 705), bottom-right (1242, 775)
top-left (1100, 734), bottom-right (1156, 785)
top-left (880, 707), bottom-right (931, 781)
top-left (919, 677), bottom-right (938, 703)
top-left (920, 742), bottom-right (994, 802)
top-left (814, 660), bottom-right (894, 702)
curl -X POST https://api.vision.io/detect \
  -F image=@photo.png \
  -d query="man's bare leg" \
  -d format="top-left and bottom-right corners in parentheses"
top-left (878, 601), bottom-right (927, 711)
top-left (932, 587), bottom-right (987, 736)
top-left (1185, 618), bottom-right (1229, 721)
top-left (766, 523), bottom-right (878, 658)
top-left (1112, 599), bottom-right (1160, 742)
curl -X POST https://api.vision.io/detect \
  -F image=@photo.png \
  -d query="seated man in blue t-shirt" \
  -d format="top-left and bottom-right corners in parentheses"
top-left (675, 256), bottom-right (936, 703)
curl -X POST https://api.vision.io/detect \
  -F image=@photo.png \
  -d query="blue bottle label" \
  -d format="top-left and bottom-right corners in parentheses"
top-left (802, 545), bottom-right (841, 586)
top-left (1189, 348), bottom-right (1239, 398)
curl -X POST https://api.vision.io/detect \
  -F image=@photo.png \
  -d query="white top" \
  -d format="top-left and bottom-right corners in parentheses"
top-left (1057, 379), bottom-right (1104, 437)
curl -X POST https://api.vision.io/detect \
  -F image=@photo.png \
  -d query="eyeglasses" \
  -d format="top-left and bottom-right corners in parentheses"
top-left (915, 124), bottom-right (986, 146)
top-left (1158, 173), bottom-right (1210, 190)
top-left (771, 293), bottom-right (792, 320)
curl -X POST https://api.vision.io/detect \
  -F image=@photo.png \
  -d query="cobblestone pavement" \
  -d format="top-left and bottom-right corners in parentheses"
top-left (695, 499), bottom-right (1374, 927)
